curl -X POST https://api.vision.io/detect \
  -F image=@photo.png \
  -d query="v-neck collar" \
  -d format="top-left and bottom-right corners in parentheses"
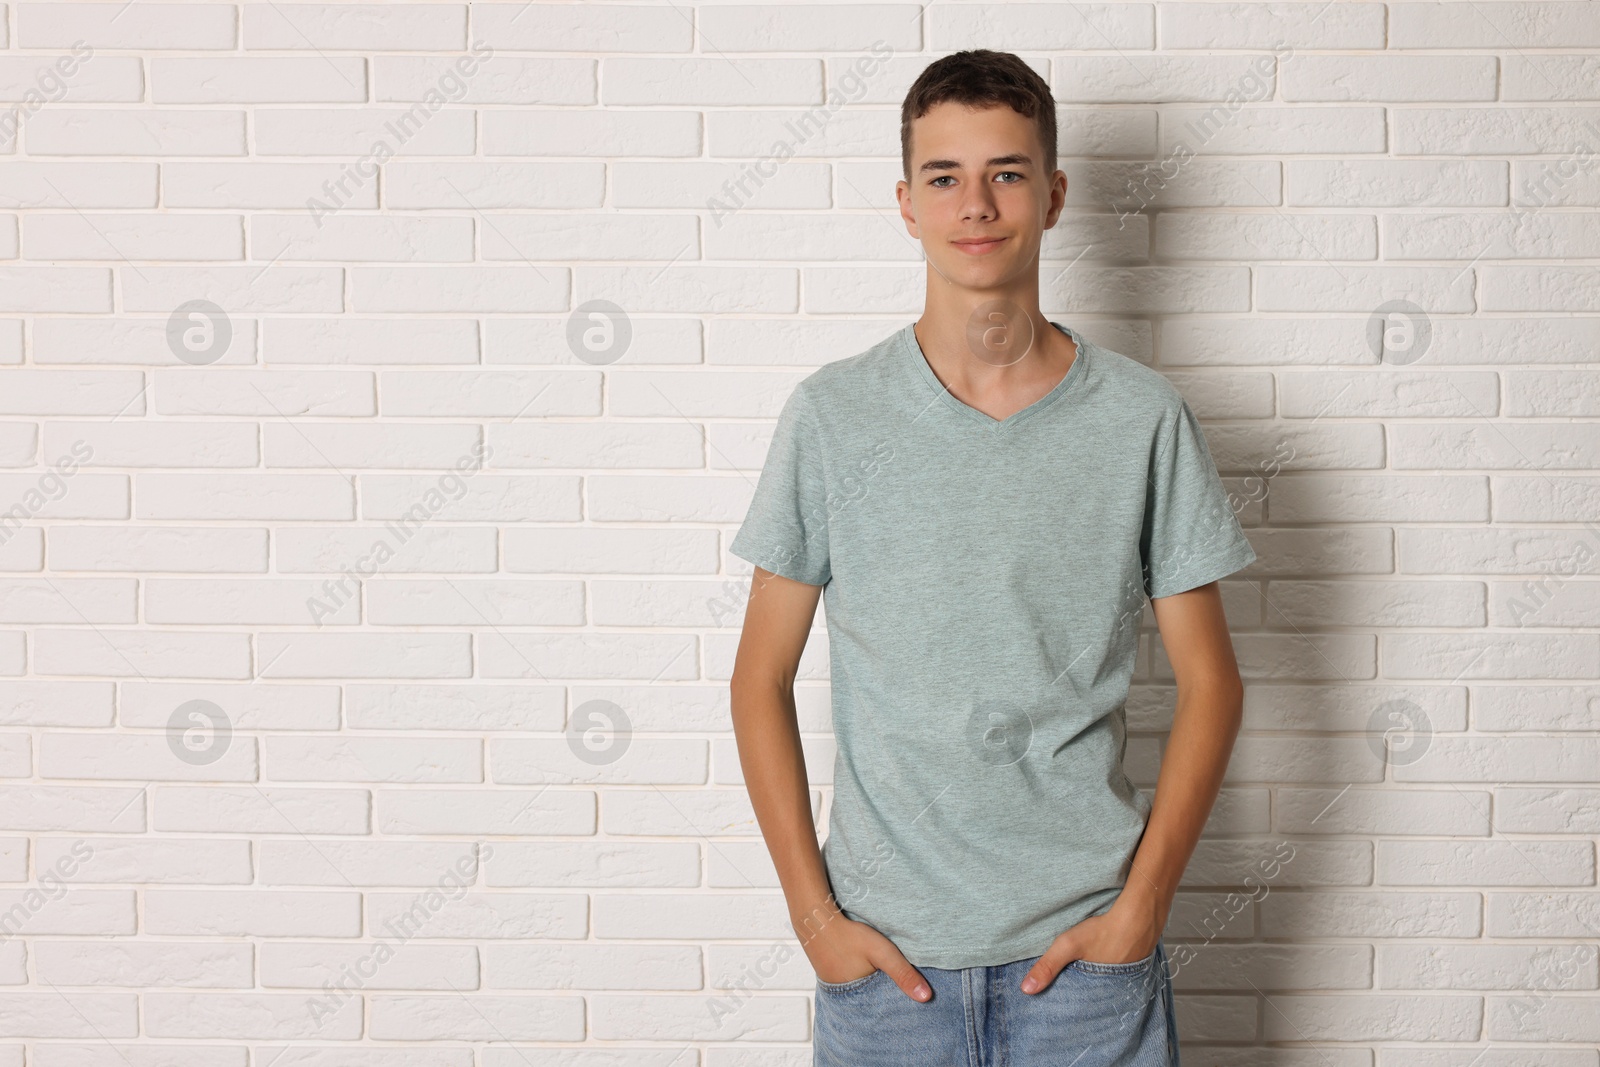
top-left (901, 319), bottom-right (1088, 432)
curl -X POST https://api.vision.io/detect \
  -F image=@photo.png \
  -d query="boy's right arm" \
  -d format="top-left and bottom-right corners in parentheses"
top-left (728, 566), bottom-right (932, 1002)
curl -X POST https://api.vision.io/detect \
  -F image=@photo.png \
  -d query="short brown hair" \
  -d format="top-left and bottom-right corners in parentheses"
top-left (900, 50), bottom-right (1058, 181)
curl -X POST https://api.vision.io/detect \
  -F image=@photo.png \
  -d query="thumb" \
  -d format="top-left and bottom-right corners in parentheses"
top-left (871, 940), bottom-right (933, 1002)
top-left (1020, 935), bottom-right (1079, 994)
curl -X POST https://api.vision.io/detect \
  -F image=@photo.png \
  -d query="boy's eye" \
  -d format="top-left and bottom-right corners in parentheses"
top-left (930, 172), bottom-right (1023, 188)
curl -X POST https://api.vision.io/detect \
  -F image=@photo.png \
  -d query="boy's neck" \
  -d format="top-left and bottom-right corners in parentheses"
top-left (912, 301), bottom-right (1078, 420)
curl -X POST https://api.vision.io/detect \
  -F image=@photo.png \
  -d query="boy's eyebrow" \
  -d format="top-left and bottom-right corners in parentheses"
top-left (918, 153), bottom-right (1033, 174)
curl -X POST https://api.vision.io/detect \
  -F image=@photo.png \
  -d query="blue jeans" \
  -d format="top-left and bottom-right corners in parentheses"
top-left (812, 941), bottom-right (1179, 1066)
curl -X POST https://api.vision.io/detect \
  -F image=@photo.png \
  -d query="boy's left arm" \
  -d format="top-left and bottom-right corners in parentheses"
top-left (1020, 579), bottom-right (1245, 994)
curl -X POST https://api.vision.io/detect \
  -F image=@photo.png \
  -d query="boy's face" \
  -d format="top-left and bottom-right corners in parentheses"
top-left (897, 100), bottom-right (1066, 295)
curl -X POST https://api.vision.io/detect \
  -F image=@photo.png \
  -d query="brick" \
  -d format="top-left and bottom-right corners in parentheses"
top-left (0, 994), bottom-right (137, 1037)
top-left (33, 1049), bottom-right (247, 1067)
top-left (0, 681), bottom-right (116, 726)
top-left (0, 786), bottom-right (144, 831)
top-left (38, 837), bottom-right (253, 884)
top-left (368, 994), bottom-right (584, 1040)
top-left (366, 891), bottom-right (587, 940)
top-left (1494, 788), bottom-right (1600, 834)
top-left (1486, 994), bottom-right (1600, 1043)
top-left (152, 786), bottom-right (368, 834)
top-left (17, 5), bottom-right (235, 49)
top-left (1260, 889), bottom-right (1484, 940)
top-left (243, 5), bottom-right (466, 50)
top-left (143, 992), bottom-right (360, 1038)
top-left (266, 736), bottom-right (482, 783)
top-left (1262, 994), bottom-right (1482, 1041)
top-left (484, 942), bottom-right (701, 990)
top-left (250, 1053), bottom-right (466, 1067)
top-left (374, 788), bottom-right (593, 835)
top-left (1390, 3), bottom-right (1600, 48)
top-left (1378, 840), bottom-right (1595, 886)
top-left (345, 683), bottom-right (563, 731)
top-left (487, 842), bottom-right (701, 889)
top-left (1275, 788), bottom-right (1490, 836)
top-left (258, 840), bottom-right (479, 886)
top-left (39, 734), bottom-right (259, 781)
top-left (1169, 944), bottom-right (1373, 991)
top-left (144, 891), bottom-right (360, 937)
top-left (1487, 893), bottom-right (1600, 938)
top-left (1159, 3), bottom-right (1383, 49)
top-left (0, 890), bottom-right (136, 937)
top-left (1380, 943), bottom-right (1599, 991)
top-left (118, 681), bottom-right (339, 730)
top-left (474, 3), bottom-right (687, 51)
top-left (260, 942), bottom-right (478, 990)
top-left (33, 941), bottom-right (253, 988)
top-left (594, 990), bottom-right (808, 1041)
top-left (264, 317), bottom-right (478, 365)
top-left (137, 474), bottom-right (353, 520)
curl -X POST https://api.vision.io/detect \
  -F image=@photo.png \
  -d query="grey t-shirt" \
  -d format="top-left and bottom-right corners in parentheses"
top-left (729, 320), bottom-right (1257, 969)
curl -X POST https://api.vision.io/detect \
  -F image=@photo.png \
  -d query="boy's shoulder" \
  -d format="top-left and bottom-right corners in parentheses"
top-left (1081, 332), bottom-right (1190, 414)
top-left (793, 324), bottom-right (905, 400)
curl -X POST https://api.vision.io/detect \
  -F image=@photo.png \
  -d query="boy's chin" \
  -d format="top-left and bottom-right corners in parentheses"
top-left (928, 256), bottom-right (1027, 291)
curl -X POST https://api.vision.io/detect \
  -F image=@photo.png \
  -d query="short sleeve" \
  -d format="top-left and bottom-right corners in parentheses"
top-left (729, 384), bottom-right (832, 587)
top-left (1140, 399), bottom-right (1257, 599)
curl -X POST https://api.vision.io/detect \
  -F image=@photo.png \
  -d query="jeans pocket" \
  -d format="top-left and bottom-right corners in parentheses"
top-left (1068, 945), bottom-right (1159, 976)
top-left (816, 968), bottom-right (885, 994)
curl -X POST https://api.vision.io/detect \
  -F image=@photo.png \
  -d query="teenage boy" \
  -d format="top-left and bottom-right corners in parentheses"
top-left (727, 49), bottom-right (1255, 1066)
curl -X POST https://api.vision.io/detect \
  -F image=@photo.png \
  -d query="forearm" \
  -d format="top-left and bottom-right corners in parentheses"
top-left (729, 676), bottom-right (838, 939)
top-left (1120, 676), bottom-right (1243, 918)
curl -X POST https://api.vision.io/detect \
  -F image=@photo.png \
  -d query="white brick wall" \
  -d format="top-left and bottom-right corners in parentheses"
top-left (0, 1), bottom-right (1597, 1062)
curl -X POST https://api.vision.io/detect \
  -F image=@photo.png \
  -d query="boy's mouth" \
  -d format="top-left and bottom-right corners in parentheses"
top-left (952, 236), bottom-right (1008, 255)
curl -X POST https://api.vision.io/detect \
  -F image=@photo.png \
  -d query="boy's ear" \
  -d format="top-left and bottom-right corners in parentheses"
top-left (896, 181), bottom-right (920, 238)
top-left (1037, 169), bottom-right (1069, 231)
